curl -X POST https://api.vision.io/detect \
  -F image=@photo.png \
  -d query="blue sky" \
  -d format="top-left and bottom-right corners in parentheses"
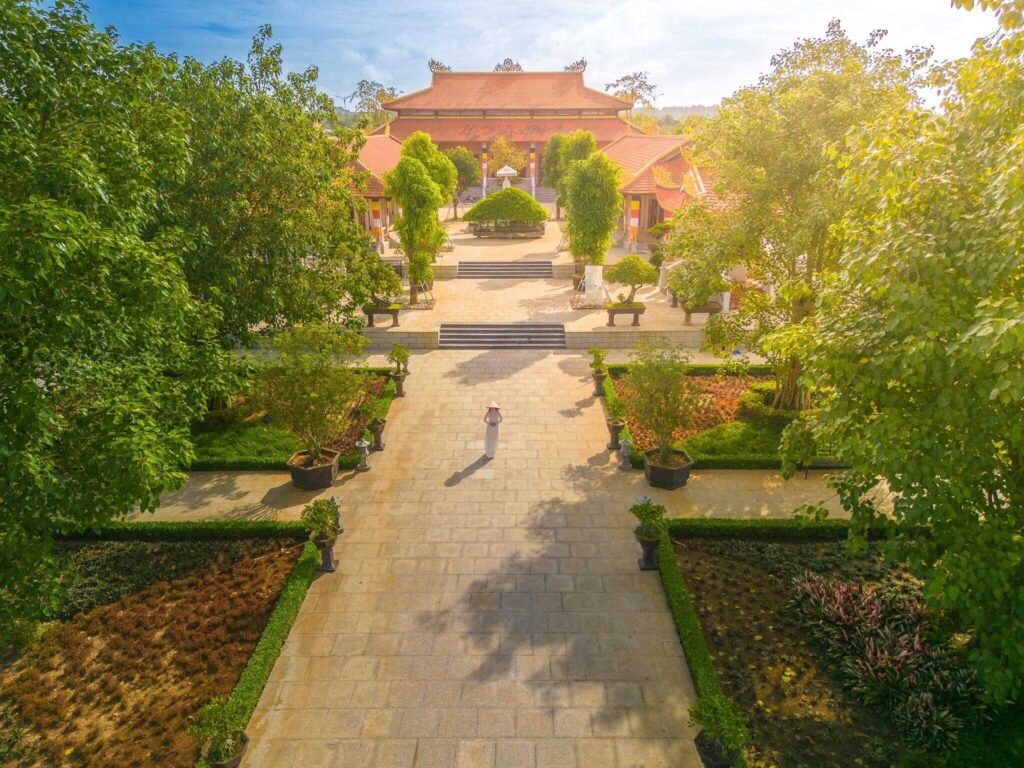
top-left (87, 0), bottom-right (998, 106)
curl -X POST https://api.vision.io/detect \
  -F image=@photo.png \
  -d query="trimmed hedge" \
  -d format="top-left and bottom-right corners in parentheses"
top-left (190, 369), bottom-right (396, 472)
top-left (462, 186), bottom-right (549, 223)
top-left (736, 381), bottom-right (800, 430)
top-left (62, 519), bottom-right (310, 542)
top-left (607, 362), bottom-right (774, 379)
top-left (666, 517), bottom-right (852, 542)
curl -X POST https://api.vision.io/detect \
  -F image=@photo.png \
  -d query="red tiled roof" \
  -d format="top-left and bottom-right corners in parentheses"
top-left (385, 71), bottom-right (632, 112)
top-left (383, 116), bottom-right (632, 144)
top-left (351, 134), bottom-right (402, 197)
top-left (655, 187), bottom-right (691, 215)
top-left (602, 134), bottom-right (691, 178)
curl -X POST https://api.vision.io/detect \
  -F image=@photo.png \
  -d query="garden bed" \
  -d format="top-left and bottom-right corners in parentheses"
top-left (190, 368), bottom-right (395, 470)
top-left (661, 521), bottom-right (1023, 768)
top-left (0, 523), bottom-right (317, 768)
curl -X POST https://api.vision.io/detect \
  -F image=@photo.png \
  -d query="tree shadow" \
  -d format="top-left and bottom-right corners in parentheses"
top-left (444, 455), bottom-right (492, 487)
top-left (444, 349), bottom-right (549, 386)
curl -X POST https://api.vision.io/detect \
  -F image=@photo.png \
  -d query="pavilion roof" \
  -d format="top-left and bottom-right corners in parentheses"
top-left (384, 71), bottom-right (632, 112)
top-left (351, 134), bottom-right (403, 197)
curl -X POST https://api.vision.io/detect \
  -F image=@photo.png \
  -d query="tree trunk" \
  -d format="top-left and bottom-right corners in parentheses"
top-left (555, 203), bottom-right (560, 220)
top-left (683, 308), bottom-right (692, 325)
top-left (627, 286), bottom-right (637, 303)
top-left (451, 195), bottom-right (459, 220)
top-left (409, 282), bottom-right (419, 305)
top-left (773, 356), bottom-right (811, 411)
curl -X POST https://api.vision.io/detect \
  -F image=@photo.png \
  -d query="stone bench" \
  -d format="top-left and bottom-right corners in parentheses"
top-left (606, 304), bottom-right (646, 327)
top-left (363, 304), bottom-right (401, 328)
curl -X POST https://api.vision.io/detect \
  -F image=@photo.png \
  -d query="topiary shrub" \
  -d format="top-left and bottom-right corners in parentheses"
top-left (605, 255), bottom-right (659, 303)
top-left (737, 381), bottom-right (800, 429)
top-left (463, 187), bottom-right (548, 224)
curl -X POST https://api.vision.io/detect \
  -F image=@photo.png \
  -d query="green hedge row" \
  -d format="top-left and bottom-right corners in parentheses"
top-left (666, 517), bottom-right (852, 542)
top-left (190, 371), bottom-right (397, 472)
top-left (61, 519), bottom-right (310, 542)
top-left (606, 362), bottom-right (774, 379)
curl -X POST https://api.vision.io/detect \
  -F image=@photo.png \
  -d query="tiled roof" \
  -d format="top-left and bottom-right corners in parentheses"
top-left (351, 134), bottom-right (403, 197)
top-left (602, 134), bottom-right (692, 178)
top-left (654, 187), bottom-right (691, 215)
top-left (384, 71), bottom-right (632, 112)
top-left (383, 116), bottom-right (632, 144)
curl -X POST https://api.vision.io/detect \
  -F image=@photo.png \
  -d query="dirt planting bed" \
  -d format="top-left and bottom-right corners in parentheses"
top-left (0, 539), bottom-right (301, 768)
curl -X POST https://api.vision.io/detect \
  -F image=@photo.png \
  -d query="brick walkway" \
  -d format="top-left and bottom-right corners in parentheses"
top-left (241, 351), bottom-right (706, 768)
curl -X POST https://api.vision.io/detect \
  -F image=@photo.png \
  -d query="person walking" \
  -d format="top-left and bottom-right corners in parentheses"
top-left (483, 402), bottom-right (502, 459)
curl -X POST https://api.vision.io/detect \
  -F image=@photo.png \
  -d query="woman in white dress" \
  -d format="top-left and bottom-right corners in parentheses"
top-left (483, 402), bottom-right (502, 459)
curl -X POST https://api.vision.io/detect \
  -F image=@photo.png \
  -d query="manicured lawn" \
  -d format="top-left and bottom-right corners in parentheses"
top-left (190, 370), bottom-right (394, 470)
top-left (664, 528), bottom-right (1021, 768)
top-left (682, 420), bottom-right (784, 465)
top-left (0, 535), bottom-right (306, 768)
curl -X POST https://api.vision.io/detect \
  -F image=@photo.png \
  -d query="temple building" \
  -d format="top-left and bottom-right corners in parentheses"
top-left (371, 70), bottom-right (637, 187)
top-left (351, 134), bottom-right (402, 248)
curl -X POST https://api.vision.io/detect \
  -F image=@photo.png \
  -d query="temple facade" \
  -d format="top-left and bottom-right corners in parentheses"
top-left (370, 70), bottom-right (637, 187)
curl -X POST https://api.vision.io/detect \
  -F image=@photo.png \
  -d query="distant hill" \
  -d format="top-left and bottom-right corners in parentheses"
top-left (636, 105), bottom-right (717, 118)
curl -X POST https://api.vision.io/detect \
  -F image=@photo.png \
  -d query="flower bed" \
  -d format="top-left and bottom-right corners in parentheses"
top-left (663, 522), bottom-right (1021, 768)
top-left (190, 369), bottom-right (394, 470)
top-left (0, 522), bottom-right (318, 768)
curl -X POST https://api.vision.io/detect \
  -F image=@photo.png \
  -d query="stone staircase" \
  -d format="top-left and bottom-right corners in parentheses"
top-left (457, 261), bottom-right (554, 279)
top-left (438, 323), bottom-right (566, 349)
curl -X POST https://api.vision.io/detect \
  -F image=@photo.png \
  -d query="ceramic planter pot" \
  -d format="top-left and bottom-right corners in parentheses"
top-left (643, 448), bottom-right (694, 490)
top-left (286, 449), bottom-right (340, 490)
top-left (635, 527), bottom-right (659, 571)
top-left (206, 731), bottom-right (248, 768)
top-left (369, 418), bottom-right (386, 451)
top-left (592, 369), bottom-right (607, 397)
top-left (315, 535), bottom-right (338, 572)
top-left (392, 371), bottom-right (408, 397)
top-left (606, 418), bottom-right (626, 450)
top-left (694, 730), bottom-right (740, 768)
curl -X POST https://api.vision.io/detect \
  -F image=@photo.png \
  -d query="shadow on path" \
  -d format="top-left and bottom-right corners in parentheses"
top-left (444, 455), bottom-right (492, 487)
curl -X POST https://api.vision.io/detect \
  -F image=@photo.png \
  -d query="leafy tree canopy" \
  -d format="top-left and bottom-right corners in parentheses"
top-left (444, 146), bottom-right (482, 219)
top-left (541, 130), bottom-right (597, 216)
top-left (605, 255), bottom-right (660, 302)
top-left (488, 136), bottom-right (527, 174)
top-left (563, 151), bottom-right (622, 266)
top-left (564, 58), bottom-right (587, 72)
top-left (345, 78), bottom-right (399, 126)
top-left (428, 58), bottom-right (451, 72)
top-left (165, 26), bottom-right (371, 346)
top-left (0, 0), bottom-right (235, 640)
top-left (605, 71), bottom-right (658, 109)
top-left (463, 188), bottom-right (549, 224)
top-left (666, 20), bottom-right (926, 409)
top-left (788, 9), bottom-right (1024, 701)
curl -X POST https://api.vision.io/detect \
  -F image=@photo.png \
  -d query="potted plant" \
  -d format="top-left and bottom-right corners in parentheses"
top-left (301, 498), bottom-right (342, 572)
top-left (361, 396), bottom-right (389, 452)
top-left (255, 324), bottom-right (367, 490)
top-left (191, 697), bottom-right (248, 768)
top-left (629, 497), bottom-right (665, 570)
top-left (387, 342), bottom-right (410, 397)
top-left (606, 397), bottom-right (627, 451)
top-left (688, 694), bottom-right (749, 768)
top-left (623, 340), bottom-right (701, 490)
top-left (604, 255), bottom-right (659, 325)
top-left (588, 347), bottom-right (609, 396)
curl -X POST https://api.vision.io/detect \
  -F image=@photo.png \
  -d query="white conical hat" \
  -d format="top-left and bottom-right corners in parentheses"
top-left (488, 401), bottom-right (501, 409)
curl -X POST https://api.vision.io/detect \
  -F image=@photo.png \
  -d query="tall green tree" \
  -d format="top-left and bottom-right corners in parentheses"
top-left (385, 133), bottom-right (454, 303)
top-left (787, 6), bottom-right (1024, 701)
top-left (443, 146), bottom-right (481, 219)
top-left (0, 0), bottom-right (233, 640)
top-left (541, 130), bottom-right (597, 219)
top-left (667, 21), bottom-right (925, 409)
top-left (346, 78), bottom-right (399, 126)
top-left (488, 136), bottom-right (527, 174)
top-left (563, 152), bottom-right (622, 268)
top-left (164, 27), bottom-right (370, 346)
top-left (605, 71), bottom-right (658, 109)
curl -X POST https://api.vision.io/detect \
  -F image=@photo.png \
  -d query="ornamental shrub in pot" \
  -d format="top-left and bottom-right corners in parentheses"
top-left (606, 397), bottom-right (627, 451)
top-left (191, 696), bottom-right (248, 768)
top-left (629, 497), bottom-right (665, 570)
top-left (688, 693), bottom-right (749, 768)
top-left (302, 498), bottom-right (342, 572)
top-left (588, 347), bottom-right (608, 396)
top-left (255, 324), bottom-right (367, 490)
top-left (623, 340), bottom-right (701, 489)
top-left (361, 397), bottom-right (389, 452)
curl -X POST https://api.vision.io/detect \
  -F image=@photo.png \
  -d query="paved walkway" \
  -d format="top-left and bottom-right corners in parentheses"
top-left (146, 351), bottom-right (850, 768)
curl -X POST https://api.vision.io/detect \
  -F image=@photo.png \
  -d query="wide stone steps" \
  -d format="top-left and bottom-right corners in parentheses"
top-left (438, 323), bottom-right (566, 349)
top-left (457, 261), bottom-right (554, 279)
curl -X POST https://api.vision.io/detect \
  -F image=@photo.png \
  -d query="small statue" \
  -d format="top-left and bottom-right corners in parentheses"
top-left (356, 438), bottom-right (370, 472)
top-left (619, 435), bottom-right (634, 470)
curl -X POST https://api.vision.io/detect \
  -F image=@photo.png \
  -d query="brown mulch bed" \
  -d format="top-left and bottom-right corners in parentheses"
top-left (0, 541), bottom-right (301, 768)
top-left (613, 374), bottom-right (770, 451)
top-left (675, 538), bottom-right (906, 768)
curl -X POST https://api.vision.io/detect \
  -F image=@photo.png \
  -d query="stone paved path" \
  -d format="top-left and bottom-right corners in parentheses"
top-left (214, 351), bottom-right (848, 768)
